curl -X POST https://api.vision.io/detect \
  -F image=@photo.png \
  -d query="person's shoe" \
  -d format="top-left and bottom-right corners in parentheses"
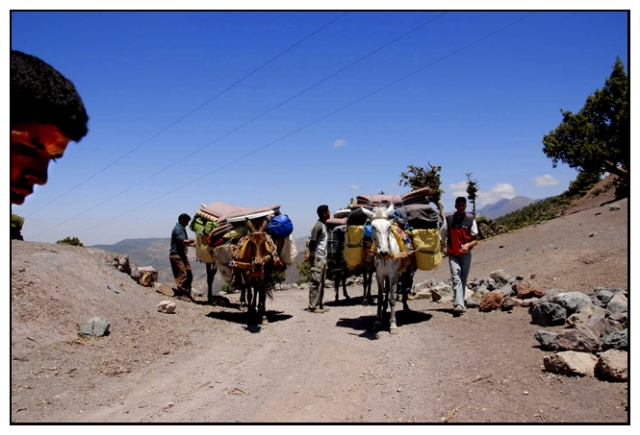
top-left (308, 307), bottom-right (325, 313)
top-left (321, 307), bottom-right (330, 312)
top-left (453, 305), bottom-right (465, 314)
top-left (407, 294), bottom-right (416, 301)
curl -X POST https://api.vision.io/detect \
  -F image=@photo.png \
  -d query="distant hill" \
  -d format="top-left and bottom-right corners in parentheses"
top-left (90, 236), bottom-right (309, 294)
top-left (477, 196), bottom-right (536, 220)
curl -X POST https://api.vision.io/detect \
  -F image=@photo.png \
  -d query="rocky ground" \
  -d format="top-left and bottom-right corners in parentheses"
top-left (10, 186), bottom-right (629, 424)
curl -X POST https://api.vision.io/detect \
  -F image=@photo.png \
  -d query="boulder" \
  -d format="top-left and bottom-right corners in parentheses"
top-left (585, 313), bottom-right (607, 338)
top-left (553, 292), bottom-right (593, 316)
top-left (543, 351), bottom-right (598, 377)
top-left (608, 311), bottom-right (628, 328)
top-left (596, 349), bottom-right (628, 382)
top-left (606, 293), bottom-right (628, 314)
top-left (465, 291), bottom-right (484, 309)
top-left (479, 291), bottom-right (503, 312)
top-left (565, 306), bottom-right (607, 328)
top-left (555, 325), bottom-right (600, 353)
top-left (431, 285), bottom-right (453, 302)
top-left (514, 282), bottom-right (545, 299)
top-left (530, 302), bottom-right (567, 326)
top-left (534, 330), bottom-right (559, 350)
top-left (601, 317), bottom-right (625, 337)
top-left (601, 329), bottom-right (628, 351)
top-left (490, 269), bottom-right (511, 286)
top-left (498, 285), bottom-right (514, 297)
top-left (157, 300), bottom-right (177, 314)
top-left (78, 316), bottom-right (111, 337)
top-left (501, 296), bottom-right (516, 311)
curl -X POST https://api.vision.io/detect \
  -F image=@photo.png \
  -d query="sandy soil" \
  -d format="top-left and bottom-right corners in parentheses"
top-left (10, 189), bottom-right (629, 423)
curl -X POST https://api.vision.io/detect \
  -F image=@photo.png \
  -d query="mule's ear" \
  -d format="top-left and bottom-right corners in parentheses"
top-left (362, 208), bottom-right (375, 219)
top-left (383, 204), bottom-right (394, 218)
top-left (246, 218), bottom-right (256, 232)
top-left (259, 219), bottom-right (268, 232)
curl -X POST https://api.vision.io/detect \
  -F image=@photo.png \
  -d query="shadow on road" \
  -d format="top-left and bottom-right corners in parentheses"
top-left (336, 309), bottom-right (432, 340)
top-left (205, 310), bottom-right (292, 331)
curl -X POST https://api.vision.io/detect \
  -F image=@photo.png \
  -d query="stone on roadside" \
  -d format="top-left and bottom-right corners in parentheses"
top-left (554, 325), bottom-right (600, 353)
top-left (490, 269), bottom-right (511, 286)
top-left (501, 296), bottom-right (516, 311)
top-left (553, 292), bottom-right (593, 316)
top-left (156, 283), bottom-right (176, 297)
top-left (78, 316), bottom-right (111, 337)
top-left (431, 285), bottom-right (453, 302)
top-left (465, 291), bottom-right (484, 309)
top-left (596, 349), bottom-right (628, 382)
top-left (479, 290), bottom-right (503, 312)
top-left (530, 302), bottom-right (567, 326)
top-left (157, 300), bottom-right (177, 314)
top-left (606, 293), bottom-right (628, 314)
top-left (601, 329), bottom-right (628, 351)
top-left (543, 351), bottom-right (598, 377)
top-left (534, 330), bottom-right (559, 350)
top-left (565, 306), bottom-right (607, 328)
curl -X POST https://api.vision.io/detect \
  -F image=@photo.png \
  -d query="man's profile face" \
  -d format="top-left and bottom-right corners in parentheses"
top-left (11, 122), bottom-right (71, 205)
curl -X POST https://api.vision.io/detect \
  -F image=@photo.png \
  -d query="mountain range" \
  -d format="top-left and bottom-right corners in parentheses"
top-left (475, 196), bottom-right (535, 220)
top-left (90, 236), bottom-right (308, 294)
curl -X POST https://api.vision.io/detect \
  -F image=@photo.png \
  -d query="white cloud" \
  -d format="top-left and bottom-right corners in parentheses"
top-left (333, 139), bottom-right (347, 148)
top-left (533, 174), bottom-right (560, 186)
top-left (449, 181), bottom-right (516, 207)
top-left (350, 184), bottom-right (360, 190)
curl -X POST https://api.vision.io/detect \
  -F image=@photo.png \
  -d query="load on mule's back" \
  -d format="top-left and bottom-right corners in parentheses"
top-left (190, 201), bottom-right (296, 324)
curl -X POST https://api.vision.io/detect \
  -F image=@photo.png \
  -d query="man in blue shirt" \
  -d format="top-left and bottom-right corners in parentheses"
top-left (170, 213), bottom-right (196, 297)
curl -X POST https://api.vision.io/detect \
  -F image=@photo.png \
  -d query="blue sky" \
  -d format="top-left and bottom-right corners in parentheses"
top-left (9, 8), bottom-right (630, 246)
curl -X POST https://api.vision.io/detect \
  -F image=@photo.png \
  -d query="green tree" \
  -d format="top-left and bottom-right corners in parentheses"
top-left (542, 57), bottom-right (629, 191)
top-left (56, 236), bottom-right (84, 247)
top-left (11, 213), bottom-right (25, 240)
top-left (399, 162), bottom-right (445, 218)
top-left (465, 172), bottom-right (479, 218)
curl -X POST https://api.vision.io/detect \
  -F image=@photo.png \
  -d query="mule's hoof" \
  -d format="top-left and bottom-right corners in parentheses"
top-left (390, 324), bottom-right (399, 335)
top-left (372, 321), bottom-right (381, 331)
top-left (261, 317), bottom-right (268, 326)
top-left (403, 304), bottom-right (411, 312)
top-left (362, 299), bottom-right (369, 306)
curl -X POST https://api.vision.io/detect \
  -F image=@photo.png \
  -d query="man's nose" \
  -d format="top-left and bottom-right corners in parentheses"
top-left (24, 159), bottom-right (50, 186)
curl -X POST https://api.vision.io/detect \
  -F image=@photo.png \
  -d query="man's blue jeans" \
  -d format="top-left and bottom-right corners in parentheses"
top-left (448, 252), bottom-right (472, 308)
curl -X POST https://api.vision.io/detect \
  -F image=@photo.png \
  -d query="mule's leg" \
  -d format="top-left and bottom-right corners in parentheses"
top-left (372, 270), bottom-right (384, 331)
top-left (259, 286), bottom-right (268, 325)
top-left (206, 263), bottom-right (217, 304)
top-left (389, 268), bottom-right (399, 334)
top-left (342, 271), bottom-right (350, 299)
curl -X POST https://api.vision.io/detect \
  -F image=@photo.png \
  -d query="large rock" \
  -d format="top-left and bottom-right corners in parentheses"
top-left (596, 349), bottom-right (628, 382)
top-left (497, 285), bottom-right (514, 297)
top-left (565, 306), bottom-right (607, 328)
top-left (584, 313), bottom-right (607, 338)
top-left (78, 316), bottom-right (111, 337)
top-left (514, 282), bottom-right (545, 299)
top-left (608, 311), bottom-right (628, 328)
top-left (490, 270), bottom-right (511, 286)
top-left (553, 292), bottom-right (593, 316)
top-left (543, 351), bottom-right (598, 377)
top-left (534, 330), bottom-right (559, 350)
top-left (606, 293), bottom-right (628, 314)
top-left (555, 325), bottom-right (600, 353)
top-left (157, 300), bottom-right (177, 314)
top-left (431, 285), bottom-right (453, 302)
top-left (479, 291), bottom-right (503, 312)
top-left (601, 329), bottom-right (628, 351)
top-left (501, 296), bottom-right (516, 311)
top-left (465, 291), bottom-right (484, 308)
top-left (601, 317), bottom-right (625, 337)
top-left (530, 302), bottom-right (567, 326)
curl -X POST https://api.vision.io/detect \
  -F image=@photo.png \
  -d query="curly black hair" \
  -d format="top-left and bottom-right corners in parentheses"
top-left (11, 50), bottom-right (89, 142)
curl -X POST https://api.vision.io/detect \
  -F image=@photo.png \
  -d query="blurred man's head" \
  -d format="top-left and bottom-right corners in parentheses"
top-left (10, 50), bottom-right (89, 204)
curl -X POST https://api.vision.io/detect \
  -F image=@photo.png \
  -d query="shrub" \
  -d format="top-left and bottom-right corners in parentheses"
top-left (56, 236), bottom-right (84, 247)
top-left (11, 214), bottom-right (24, 240)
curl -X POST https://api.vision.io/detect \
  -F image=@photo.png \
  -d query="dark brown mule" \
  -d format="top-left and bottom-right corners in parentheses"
top-left (232, 218), bottom-right (283, 325)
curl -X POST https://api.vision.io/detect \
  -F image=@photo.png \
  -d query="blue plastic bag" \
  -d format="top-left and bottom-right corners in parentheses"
top-left (267, 214), bottom-right (294, 239)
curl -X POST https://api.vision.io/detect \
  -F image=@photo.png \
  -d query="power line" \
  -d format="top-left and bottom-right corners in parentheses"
top-left (31, 12), bottom-right (535, 240)
top-left (28, 12), bottom-right (447, 240)
top-left (24, 12), bottom-right (348, 219)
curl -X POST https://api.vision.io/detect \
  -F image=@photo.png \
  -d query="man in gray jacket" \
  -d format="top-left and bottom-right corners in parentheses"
top-left (304, 205), bottom-right (331, 313)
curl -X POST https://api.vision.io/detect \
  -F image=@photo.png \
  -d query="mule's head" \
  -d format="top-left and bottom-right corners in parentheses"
top-left (244, 218), bottom-right (271, 268)
top-left (362, 205), bottom-right (396, 258)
